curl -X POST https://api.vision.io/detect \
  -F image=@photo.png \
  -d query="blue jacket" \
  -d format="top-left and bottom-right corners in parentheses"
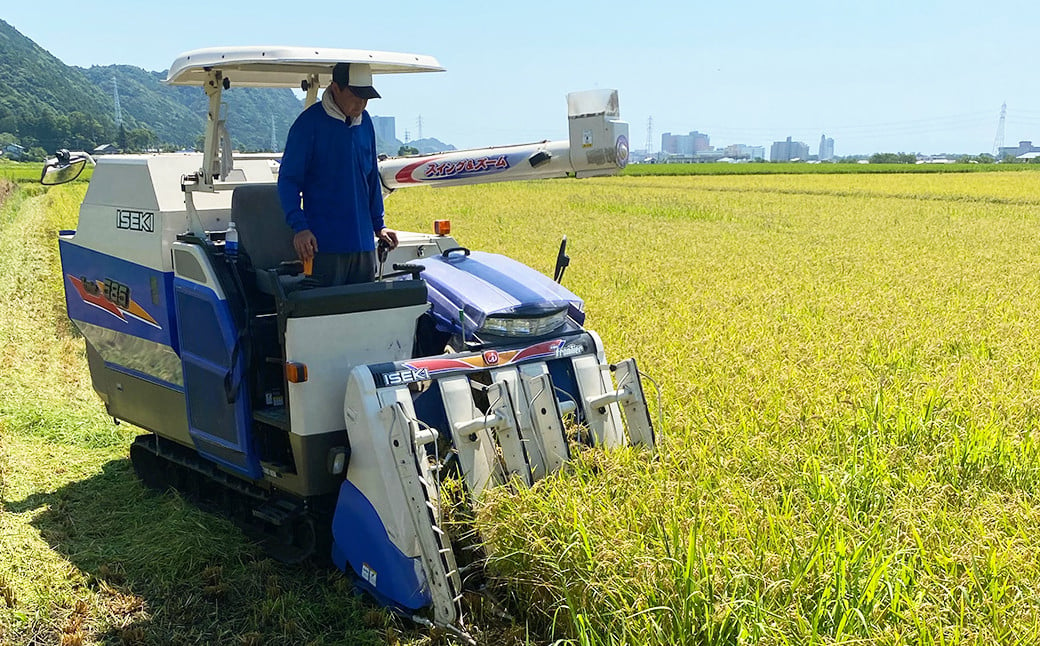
top-left (277, 101), bottom-right (385, 253)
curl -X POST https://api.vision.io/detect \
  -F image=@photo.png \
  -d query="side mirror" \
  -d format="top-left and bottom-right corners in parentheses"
top-left (40, 150), bottom-right (94, 186)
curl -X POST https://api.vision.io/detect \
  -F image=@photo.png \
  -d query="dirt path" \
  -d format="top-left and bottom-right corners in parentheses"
top-left (0, 179), bottom-right (16, 503)
top-left (0, 180), bottom-right (13, 211)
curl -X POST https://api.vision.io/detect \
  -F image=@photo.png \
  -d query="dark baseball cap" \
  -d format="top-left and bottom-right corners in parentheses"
top-left (332, 62), bottom-right (380, 99)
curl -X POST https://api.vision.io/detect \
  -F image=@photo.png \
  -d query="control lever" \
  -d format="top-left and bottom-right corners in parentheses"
top-left (393, 263), bottom-right (425, 280)
top-left (377, 238), bottom-right (390, 280)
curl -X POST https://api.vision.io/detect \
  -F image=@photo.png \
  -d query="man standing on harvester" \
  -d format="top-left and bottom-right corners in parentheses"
top-left (278, 62), bottom-right (398, 286)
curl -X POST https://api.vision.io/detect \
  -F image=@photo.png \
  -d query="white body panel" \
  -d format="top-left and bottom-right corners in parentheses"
top-left (572, 331), bottom-right (626, 447)
top-left (171, 240), bottom-right (228, 295)
top-left (482, 380), bottom-right (530, 485)
top-left (344, 370), bottom-right (423, 557)
top-left (439, 375), bottom-right (503, 498)
top-left (519, 369), bottom-right (570, 475)
top-left (492, 364), bottom-right (571, 480)
top-left (166, 46), bottom-right (444, 87)
top-left (343, 372), bottom-right (465, 624)
top-left (286, 304), bottom-right (428, 436)
top-left (377, 232), bottom-right (460, 276)
top-left (73, 155), bottom-right (277, 272)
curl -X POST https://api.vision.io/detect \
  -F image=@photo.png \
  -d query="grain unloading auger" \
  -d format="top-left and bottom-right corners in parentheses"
top-left (43, 46), bottom-right (652, 639)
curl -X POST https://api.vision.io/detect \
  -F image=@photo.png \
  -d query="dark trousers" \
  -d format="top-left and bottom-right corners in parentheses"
top-left (311, 251), bottom-right (376, 286)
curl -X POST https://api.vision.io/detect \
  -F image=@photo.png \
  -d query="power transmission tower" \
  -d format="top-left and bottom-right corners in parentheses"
top-left (270, 115), bottom-right (277, 152)
top-left (416, 115), bottom-right (423, 147)
top-left (646, 116), bottom-right (653, 156)
top-left (404, 129), bottom-right (411, 143)
top-left (112, 76), bottom-right (123, 127)
top-left (993, 102), bottom-right (1006, 157)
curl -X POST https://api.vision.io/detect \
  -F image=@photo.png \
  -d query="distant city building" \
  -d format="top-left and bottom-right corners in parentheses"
top-left (818, 134), bottom-right (835, 161)
top-left (661, 131), bottom-right (711, 156)
top-left (770, 136), bottom-right (810, 162)
top-left (692, 132), bottom-right (711, 152)
top-left (724, 144), bottom-right (766, 160)
top-left (372, 116), bottom-right (396, 144)
top-left (661, 133), bottom-right (676, 154)
top-left (998, 140), bottom-right (1040, 159)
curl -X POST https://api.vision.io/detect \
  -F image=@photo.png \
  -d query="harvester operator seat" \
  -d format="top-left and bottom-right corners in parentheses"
top-left (230, 184), bottom-right (304, 295)
top-left (228, 184), bottom-right (429, 320)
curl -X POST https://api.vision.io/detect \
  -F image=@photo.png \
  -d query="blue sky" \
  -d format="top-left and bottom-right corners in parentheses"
top-left (6, 1), bottom-right (1039, 155)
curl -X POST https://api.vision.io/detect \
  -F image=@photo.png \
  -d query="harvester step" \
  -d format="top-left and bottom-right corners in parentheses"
top-left (252, 499), bottom-right (300, 525)
top-left (253, 406), bottom-right (289, 430)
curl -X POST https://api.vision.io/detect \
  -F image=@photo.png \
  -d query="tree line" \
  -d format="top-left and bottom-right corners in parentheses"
top-left (0, 104), bottom-right (166, 161)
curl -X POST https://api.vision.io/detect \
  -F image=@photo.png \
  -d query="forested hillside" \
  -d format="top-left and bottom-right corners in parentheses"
top-left (0, 19), bottom-right (302, 156)
top-left (79, 64), bottom-right (303, 151)
top-left (0, 19), bottom-right (118, 156)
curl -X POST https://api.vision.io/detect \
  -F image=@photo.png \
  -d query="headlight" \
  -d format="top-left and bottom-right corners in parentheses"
top-left (479, 308), bottom-right (569, 337)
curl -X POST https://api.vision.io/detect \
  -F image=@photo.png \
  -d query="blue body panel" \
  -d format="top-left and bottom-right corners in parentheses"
top-left (331, 480), bottom-right (431, 611)
top-left (59, 239), bottom-right (178, 351)
top-left (420, 251), bottom-right (585, 337)
top-left (59, 238), bottom-right (185, 390)
top-left (173, 277), bottom-right (262, 479)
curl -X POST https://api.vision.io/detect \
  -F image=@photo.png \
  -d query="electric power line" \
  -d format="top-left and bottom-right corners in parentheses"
top-left (992, 102), bottom-right (1007, 156)
top-left (646, 116), bottom-right (653, 155)
top-left (112, 76), bottom-right (122, 127)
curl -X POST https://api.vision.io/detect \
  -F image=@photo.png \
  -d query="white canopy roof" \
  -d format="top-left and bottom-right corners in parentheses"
top-left (165, 46), bottom-right (444, 87)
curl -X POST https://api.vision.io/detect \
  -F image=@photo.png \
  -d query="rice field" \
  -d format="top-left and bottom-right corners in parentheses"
top-left (0, 160), bottom-right (43, 183)
top-left (3, 169), bottom-right (1040, 644)
top-left (621, 161), bottom-right (1038, 176)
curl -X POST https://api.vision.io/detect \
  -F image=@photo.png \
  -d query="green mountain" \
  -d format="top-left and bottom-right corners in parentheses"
top-left (79, 64), bottom-right (303, 151)
top-left (410, 137), bottom-right (457, 154)
top-left (77, 65), bottom-right (199, 149)
top-left (0, 19), bottom-right (302, 155)
top-left (0, 19), bottom-right (118, 154)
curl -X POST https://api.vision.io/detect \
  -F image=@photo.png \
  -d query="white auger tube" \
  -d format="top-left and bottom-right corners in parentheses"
top-left (378, 89), bottom-right (629, 192)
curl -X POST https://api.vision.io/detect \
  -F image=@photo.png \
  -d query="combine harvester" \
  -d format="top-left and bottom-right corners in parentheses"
top-left (43, 46), bottom-right (654, 640)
